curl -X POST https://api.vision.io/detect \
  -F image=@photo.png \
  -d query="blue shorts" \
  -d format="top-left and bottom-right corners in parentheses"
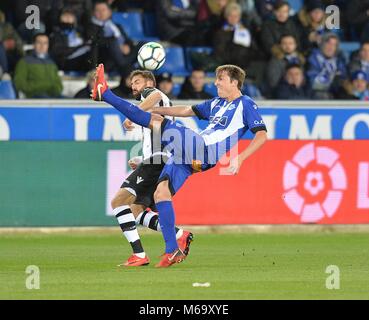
top-left (157, 157), bottom-right (193, 195)
top-left (157, 119), bottom-right (215, 194)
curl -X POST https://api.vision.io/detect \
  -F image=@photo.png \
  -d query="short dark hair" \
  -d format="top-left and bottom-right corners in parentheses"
top-left (279, 34), bottom-right (297, 43)
top-left (274, 0), bottom-right (290, 10)
top-left (33, 33), bottom-right (48, 43)
top-left (215, 64), bottom-right (246, 90)
top-left (191, 68), bottom-right (206, 74)
top-left (129, 70), bottom-right (156, 87)
top-left (94, 0), bottom-right (111, 9)
top-left (286, 63), bottom-right (303, 72)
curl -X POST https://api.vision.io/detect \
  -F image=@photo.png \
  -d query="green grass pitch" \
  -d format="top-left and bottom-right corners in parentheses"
top-left (1, 230), bottom-right (369, 299)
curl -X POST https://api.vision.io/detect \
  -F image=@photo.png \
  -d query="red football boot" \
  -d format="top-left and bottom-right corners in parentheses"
top-left (91, 63), bottom-right (108, 101)
top-left (118, 254), bottom-right (150, 267)
top-left (155, 249), bottom-right (186, 268)
top-left (177, 230), bottom-right (194, 256)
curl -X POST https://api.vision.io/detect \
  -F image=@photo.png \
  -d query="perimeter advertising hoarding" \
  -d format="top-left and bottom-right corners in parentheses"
top-left (171, 140), bottom-right (369, 224)
top-left (1, 140), bottom-right (367, 226)
top-left (0, 105), bottom-right (368, 140)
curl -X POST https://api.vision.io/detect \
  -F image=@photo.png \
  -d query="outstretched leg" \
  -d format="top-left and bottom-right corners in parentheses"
top-left (91, 64), bottom-right (163, 129)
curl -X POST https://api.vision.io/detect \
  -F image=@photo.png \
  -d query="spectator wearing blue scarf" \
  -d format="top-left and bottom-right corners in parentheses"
top-left (306, 32), bottom-right (347, 99)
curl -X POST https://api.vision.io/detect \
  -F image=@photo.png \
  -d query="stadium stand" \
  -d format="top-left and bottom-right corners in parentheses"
top-left (288, 0), bottom-right (304, 15)
top-left (0, 1), bottom-right (366, 100)
top-left (112, 12), bottom-right (159, 41)
top-left (204, 83), bottom-right (217, 97)
top-left (172, 83), bottom-right (182, 97)
top-left (159, 47), bottom-right (189, 77)
top-left (185, 46), bottom-right (214, 71)
top-left (142, 13), bottom-right (159, 38)
top-left (340, 41), bottom-right (361, 63)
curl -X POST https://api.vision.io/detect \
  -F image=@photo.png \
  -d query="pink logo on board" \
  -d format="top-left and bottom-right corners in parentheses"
top-left (282, 143), bottom-right (347, 223)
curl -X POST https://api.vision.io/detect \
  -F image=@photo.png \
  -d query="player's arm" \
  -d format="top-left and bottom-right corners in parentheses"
top-left (228, 130), bottom-right (267, 175)
top-left (228, 99), bottom-right (268, 175)
top-left (138, 90), bottom-right (162, 112)
top-left (123, 89), bottom-right (162, 130)
top-left (152, 106), bottom-right (195, 117)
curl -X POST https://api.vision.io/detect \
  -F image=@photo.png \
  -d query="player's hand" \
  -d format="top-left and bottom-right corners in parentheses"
top-left (227, 157), bottom-right (243, 175)
top-left (128, 159), bottom-right (138, 170)
top-left (123, 119), bottom-right (135, 131)
top-left (128, 156), bottom-right (143, 170)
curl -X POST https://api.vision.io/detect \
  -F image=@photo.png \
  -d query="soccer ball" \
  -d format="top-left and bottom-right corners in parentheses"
top-left (137, 42), bottom-right (166, 71)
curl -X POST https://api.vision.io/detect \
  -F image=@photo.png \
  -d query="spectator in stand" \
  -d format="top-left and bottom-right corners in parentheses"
top-left (0, 42), bottom-right (8, 74)
top-left (14, 0), bottom-right (51, 42)
top-left (109, 0), bottom-right (155, 12)
top-left (238, 0), bottom-right (263, 33)
top-left (306, 32), bottom-right (347, 99)
top-left (87, 0), bottom-right (137, 74)
top-left (74, 70), bottom-right (96, 99)
top-left (295, 0), bottom-right (329, 53)
top-left (197, 0), bottom-right (230, 45)
top-left (255, 0), bottom-right (277, 21)
top-left (349, 42), bottom-right (369, 81)
top-left (156, 72), bottom-right (177, 99)
top-left (156, 0), bottom-right (206, 46)
top-left (346, 0), bottom-right (369, 42)
top-left (260, 1), bottom-right (300, 58)
top-left (14, 33), bottom-right (63, 98)
top-left (213, 3), bottom-right (259, 72)
top-left (338, 70), bottom-right (369, 100)
top-left (0, 10), bottom-right (24, 73)
top-left (50, 0), bottom-right (93, 36)
top-left (178, 69), bottom-right (213, 99)
top-left (49, 9), bottom-right (92, 72)
top-left (275, 64), bottom-right (313, 100)
top-left (265, 34), bottom-right (305, 96)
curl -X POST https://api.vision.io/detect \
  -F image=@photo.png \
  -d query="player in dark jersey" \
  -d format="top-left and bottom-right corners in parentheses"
top-left (110, 70), bottom-right (193, 267)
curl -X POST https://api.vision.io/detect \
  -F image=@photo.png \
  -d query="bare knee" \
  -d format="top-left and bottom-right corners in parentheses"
top-left (111, 189), bottom-right (135, 209)
top-left (154, 181), bottom-right (172, 203)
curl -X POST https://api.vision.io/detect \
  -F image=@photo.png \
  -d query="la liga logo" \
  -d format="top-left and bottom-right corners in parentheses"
top-left (282, 143), bottom-right (347, 223)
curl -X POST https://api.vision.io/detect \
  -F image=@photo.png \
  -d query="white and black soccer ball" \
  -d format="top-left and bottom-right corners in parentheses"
top-left (137, 42), bottom-right (166, 71)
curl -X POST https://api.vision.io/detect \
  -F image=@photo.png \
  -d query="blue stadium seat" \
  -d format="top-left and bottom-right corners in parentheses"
top-left (172, 83), bottom-right (182, 97)
top-left (185, 46), bottom-right (213, 71)
top-left (159, 47), bottom-right (189, 76)
top-left (204, 83), bottom-right (218, 97)
top-left (242, 83), bottom-right (262, 99)
top-left (340, 42), bottom-right (361, 63)
top-left (288, 0), bottom-right (303, 15)
top-left (0, 80), bottom-right (16, 99)
top-left (112, 12), bottom-right (159, 41)
top-left (143, 13), bottom-right (159, 38)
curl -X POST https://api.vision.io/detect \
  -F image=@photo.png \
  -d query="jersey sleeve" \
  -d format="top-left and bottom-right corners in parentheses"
top-left (191, 99), bottom-right (213, 120)
top-left (141, 87), bottom-right (157, 99)
top-left (242, 99), bottom-right (267, 133)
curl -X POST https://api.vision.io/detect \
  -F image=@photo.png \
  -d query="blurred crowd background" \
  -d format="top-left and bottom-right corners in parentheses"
top-left (0, 0), bottom-right (369, 101)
